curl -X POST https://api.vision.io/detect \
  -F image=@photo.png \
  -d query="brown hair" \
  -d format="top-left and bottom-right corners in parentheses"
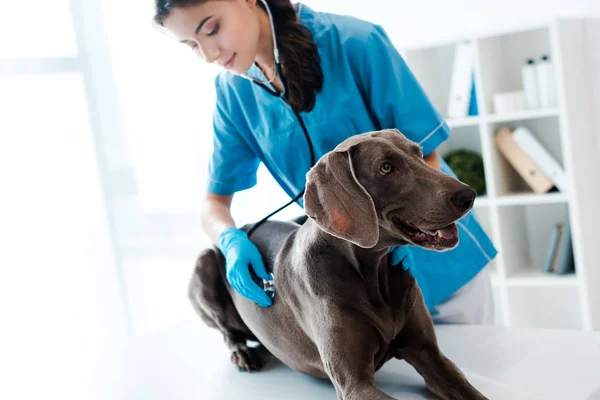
top-left (154, 0), bottom-right (323, 113)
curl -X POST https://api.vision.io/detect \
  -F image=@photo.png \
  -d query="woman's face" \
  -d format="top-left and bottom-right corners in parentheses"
top-left (162, 0), bottom-right (261, 74)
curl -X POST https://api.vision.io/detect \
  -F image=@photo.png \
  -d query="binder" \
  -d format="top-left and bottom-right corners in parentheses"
top-left (543, 223), bottom-right (563, 273)
top-left (494, 127), bottom-right (554, 193)
top-left (468, 73), bottom-right (479, 116)
top-left (447, 42), bottom-right (474, 118)
top-left (554, 216), bottom-right (575, 275)
top-left (511, 126), bottom-right (568, 192)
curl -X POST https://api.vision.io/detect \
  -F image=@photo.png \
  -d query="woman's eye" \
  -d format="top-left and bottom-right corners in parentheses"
top-left (379, 162), bottom-right (393, 175)
top-left (207, 24), bottom-right (220, 36)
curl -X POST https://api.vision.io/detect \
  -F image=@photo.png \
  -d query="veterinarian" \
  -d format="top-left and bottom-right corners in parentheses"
top-left (155, 0), bottom-right (498, 324)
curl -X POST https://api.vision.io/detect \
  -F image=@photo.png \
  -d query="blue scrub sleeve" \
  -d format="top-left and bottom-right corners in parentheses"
top-left (359, 25), bottom-right (451, 156)
top-left (207, 82), bottom-right (260, 195)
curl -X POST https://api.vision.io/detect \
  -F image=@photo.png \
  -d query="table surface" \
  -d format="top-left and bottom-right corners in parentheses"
top-left (80, 320), bottom-right (600, 400)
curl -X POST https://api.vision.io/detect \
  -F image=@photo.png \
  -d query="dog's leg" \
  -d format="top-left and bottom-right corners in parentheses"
top-left (189, 248), bottom-right (266, 372)
top-left (315, 324), bottom-right (397, 400)
top-left (392, 289), bottom-right (487, 400)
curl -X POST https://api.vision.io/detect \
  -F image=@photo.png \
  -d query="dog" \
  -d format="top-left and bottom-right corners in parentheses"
top-left (189, 129), bottom-right (487, 399)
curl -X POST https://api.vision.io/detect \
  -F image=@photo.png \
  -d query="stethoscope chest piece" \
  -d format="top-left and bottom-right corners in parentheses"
top-left (261, 273), bottom-right (276, 299)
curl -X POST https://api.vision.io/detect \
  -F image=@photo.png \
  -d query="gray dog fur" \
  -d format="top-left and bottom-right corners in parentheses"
top-left (189, 129), bottom-right (487, 399)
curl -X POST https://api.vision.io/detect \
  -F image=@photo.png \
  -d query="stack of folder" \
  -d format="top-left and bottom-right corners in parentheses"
top-left (494, 126), bottom-right (567, 194)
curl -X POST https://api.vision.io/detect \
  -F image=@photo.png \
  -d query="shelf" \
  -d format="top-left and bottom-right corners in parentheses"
top-left (438, 125), bottom-right (489, 198)
top-left (474, 196), bottom-right (490, 207)
top-left (446, 108), bottom-right (560, 127)
top-left (477, 26), bottom-right (554, 115)
top-left (402, 19), bottom-right (598, 331)
top-left (439, 125), bottom-right (482, 155)
top-left (485, 107), bottom-right (560, 123)
top-left (506, 267), bottom-right (578, 287)
top-left (447, 116), bottom-right (480, 128)
top-left (498, 202), bottom-right (573, 279)
top-left (495, 191), bottom-right (568, 206)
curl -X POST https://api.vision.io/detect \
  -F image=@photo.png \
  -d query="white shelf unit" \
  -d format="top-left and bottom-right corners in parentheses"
top-left (400, 19), bottom-right (600, 331)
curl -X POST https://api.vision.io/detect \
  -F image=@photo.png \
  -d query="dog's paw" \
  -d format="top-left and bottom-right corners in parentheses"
top-left (230, 344), bottom-right (264, 372)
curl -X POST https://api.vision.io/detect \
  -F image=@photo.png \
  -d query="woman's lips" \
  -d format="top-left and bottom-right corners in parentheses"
top-left (224, 53), bottom-right (236, 69)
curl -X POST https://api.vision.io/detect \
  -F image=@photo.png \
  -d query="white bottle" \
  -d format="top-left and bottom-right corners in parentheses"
top-left (521, 58), bottom-right (539, 109)
top-left (536, 54), bottom-right (557, 108)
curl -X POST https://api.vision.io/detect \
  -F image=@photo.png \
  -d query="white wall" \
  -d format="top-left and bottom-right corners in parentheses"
top-left (586, 20), bottom-right (600, 152)
top-left (304, 0), bottom-right (600, 47)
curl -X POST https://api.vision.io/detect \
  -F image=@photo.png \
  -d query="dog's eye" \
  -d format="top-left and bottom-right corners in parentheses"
top-left (379, 162), bottom-right (393, 175)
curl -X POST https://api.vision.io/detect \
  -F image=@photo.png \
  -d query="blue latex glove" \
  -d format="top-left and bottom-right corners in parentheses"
top-left (389, 246), bottom-right (415, 271)
top-left (217, 227), bottom-right (273, 308)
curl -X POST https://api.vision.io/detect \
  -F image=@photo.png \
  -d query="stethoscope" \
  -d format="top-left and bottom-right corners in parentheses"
top-left (238, 0), bottom-right (315, 298)
top-left (242, 0), bottom-right (316, 238)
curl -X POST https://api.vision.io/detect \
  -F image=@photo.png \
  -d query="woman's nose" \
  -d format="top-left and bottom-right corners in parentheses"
top-left (199, 42), bottom-right (220, 64)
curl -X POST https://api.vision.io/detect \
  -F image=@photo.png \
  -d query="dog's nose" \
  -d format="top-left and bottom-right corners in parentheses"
top-left (451, 187), bottom-right (476, 212)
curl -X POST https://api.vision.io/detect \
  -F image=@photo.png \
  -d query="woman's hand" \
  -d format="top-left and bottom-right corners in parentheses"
top-left (424, 150), bottom-right (441, 170)
top-left (217, 227), bottom-right (274, 308)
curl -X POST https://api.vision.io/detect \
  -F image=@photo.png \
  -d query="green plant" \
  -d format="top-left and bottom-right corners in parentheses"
top-left (443, 149), bottom-right (486, 196)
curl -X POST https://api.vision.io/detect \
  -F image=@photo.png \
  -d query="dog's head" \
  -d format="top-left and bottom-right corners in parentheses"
top-left (304, 129), bottom-right (476, 251)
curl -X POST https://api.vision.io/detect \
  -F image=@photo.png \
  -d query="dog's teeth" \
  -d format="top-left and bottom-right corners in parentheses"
top-left (437, 230), bottom-right (443, 238)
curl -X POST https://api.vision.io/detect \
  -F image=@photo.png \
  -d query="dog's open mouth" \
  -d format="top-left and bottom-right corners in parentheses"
top-left (392, 216), bottom-right (459, 248)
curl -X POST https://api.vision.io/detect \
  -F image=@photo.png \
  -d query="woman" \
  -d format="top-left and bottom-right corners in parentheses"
top-left (154, 0), bottom-right (498, 324)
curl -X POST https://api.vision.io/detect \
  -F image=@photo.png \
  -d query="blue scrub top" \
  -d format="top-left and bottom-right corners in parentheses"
top-left (207, 3), bottom-right (498, 310)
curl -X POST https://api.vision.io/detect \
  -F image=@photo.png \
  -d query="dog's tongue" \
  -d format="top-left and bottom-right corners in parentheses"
top-left (439, 223), bottom-right (458, 239)
top-left (420, 223), bottom-right (458, 239)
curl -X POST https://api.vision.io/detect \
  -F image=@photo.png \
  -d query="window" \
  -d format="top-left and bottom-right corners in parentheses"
top-left (0, 1), bottom-right (129, 390)
top-left (98, 1), bottom-right (302, 336)
top-left (0, 1), bottom-right (78, 58)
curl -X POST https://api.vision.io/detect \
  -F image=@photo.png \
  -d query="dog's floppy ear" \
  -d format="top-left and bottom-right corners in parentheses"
top-left (304, 149), bottom-right (379, 248)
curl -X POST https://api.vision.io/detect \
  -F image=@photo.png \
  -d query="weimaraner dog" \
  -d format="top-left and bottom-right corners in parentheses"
top-left (189, 129), bottom-right (487, 399)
